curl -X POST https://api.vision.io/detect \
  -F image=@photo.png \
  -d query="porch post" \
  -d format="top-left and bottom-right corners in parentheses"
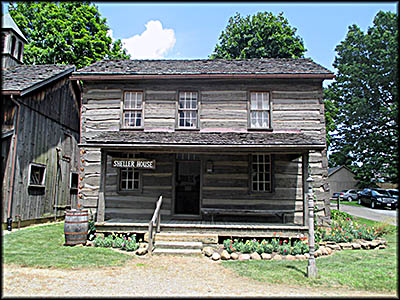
top-left (307, 173), bottom-right (317, 278)
top-left (97, 149), bottom-right (106, 223)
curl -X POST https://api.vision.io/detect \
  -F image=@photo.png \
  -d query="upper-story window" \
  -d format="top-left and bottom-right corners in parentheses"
top-left (122, 91), bottom-right (143, 128)
top-left (249, 92), bottom-right (270, 129)
top-left (178, 91), bottom-right (198, 129)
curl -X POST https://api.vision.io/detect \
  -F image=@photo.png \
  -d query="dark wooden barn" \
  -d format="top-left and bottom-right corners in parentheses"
top-left (1, 14), bottom-right (81, 229)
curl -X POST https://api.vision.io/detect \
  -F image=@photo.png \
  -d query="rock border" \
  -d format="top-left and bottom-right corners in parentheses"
top-left (202, 238), bottom-right (388, 261)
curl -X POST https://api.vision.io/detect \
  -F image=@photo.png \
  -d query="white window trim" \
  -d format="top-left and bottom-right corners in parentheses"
top-left (177, 91), bottom-right (199, 129)
top-left (28, 162), bottom-right (46, 187)
top-left (249, 91), bottom-right (271, 129)
top-left (121, 91), bottom-right (144, 129)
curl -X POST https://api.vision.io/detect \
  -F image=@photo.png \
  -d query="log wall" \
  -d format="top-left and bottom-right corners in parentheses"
top-left (79, 77), bottom-right (330, 224)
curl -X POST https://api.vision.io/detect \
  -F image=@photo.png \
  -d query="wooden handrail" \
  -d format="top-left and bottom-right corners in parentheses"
top-left (147, 195), bottom-right (163, 255)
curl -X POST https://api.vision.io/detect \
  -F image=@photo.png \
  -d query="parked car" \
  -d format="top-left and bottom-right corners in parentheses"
top-left (357, 188), bottom-right (397, 209)
top-left (338, 189), bottom-right (359, 202)
top-left (387, 189), bottom-right (399, 200)
top-left (331, 192), bottom-right (341, 200)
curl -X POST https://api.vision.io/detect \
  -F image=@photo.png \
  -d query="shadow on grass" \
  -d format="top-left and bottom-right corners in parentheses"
top-left (285, 264), bottom-right (307, 277)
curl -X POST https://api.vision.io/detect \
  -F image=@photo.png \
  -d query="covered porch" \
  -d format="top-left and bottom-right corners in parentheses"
top-left (86, 133), bottom-right (325, 236)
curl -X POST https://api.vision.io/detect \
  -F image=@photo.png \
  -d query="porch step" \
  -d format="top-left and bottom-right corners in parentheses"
top-left (145, 232), bottom-right (218, 244)
top-left (154, 241), bottom-right (203, 250)
top-left (152, 248), bottom-right (202, 256)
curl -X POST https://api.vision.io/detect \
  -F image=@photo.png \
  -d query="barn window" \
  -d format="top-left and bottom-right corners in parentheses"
top-left (119, 153), bottom-right (141, 191)
top-left (122, 91), bottom-right (143, 128)
top-left (249, 92), bottom-right (270, 129)
top-left (10, 36), bottom-right (16, 57)
top-left (28, 163), bottom-right (46, 187)
top-left (70, 172), bottom-right (79, 193)
top-left (251, 154), bottom-right (271, 192)
top-left (17, 41), bottom-right (23, 61)
top-left (177, 91), bottom-right (198, 129)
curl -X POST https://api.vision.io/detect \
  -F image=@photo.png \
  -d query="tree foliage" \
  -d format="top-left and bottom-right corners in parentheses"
top-left (326, 11), bottom-right (398, 187)
top-left (8, 1), bottom-right (130, 69)
top-left (210, 12), bottom-right (306, 59)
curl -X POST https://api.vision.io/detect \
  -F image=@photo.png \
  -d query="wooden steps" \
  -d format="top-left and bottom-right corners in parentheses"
top-left (147, 232), bottom-right (218, 256)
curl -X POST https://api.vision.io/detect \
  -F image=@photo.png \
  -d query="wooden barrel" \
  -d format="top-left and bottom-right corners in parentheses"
top-left (64, 209), bottom-right (89, 246)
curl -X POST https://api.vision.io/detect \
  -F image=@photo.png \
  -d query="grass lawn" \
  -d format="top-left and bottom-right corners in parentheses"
top-left (2, 222), bottom-right (130, 269)
top-left (330, 200), bottom-right (364, 208)
top-left (221, 219), bottom-right (398, 292)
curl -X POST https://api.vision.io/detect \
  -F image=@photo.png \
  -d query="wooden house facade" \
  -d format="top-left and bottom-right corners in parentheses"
top-left (72, 59), bottom-right (334, 238)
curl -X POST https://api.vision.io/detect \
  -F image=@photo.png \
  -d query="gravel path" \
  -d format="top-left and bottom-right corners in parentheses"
top-left (2, 255), bottom-right (396, 298)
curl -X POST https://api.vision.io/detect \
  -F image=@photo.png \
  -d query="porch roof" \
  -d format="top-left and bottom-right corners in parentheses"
top-left (80, 130), bottom-right (325, 150)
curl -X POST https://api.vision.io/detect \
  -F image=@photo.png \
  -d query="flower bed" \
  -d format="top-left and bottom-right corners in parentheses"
top-left (210, 215), bottom-right (389, 261)
top-left (90, 233), bottom-right (142, 252)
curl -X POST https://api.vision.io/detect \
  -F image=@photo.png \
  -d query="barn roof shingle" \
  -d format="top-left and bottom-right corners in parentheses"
top-left (2, 64), bottom-right (75, 96)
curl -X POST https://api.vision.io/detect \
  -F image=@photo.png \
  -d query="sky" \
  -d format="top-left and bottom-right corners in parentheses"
top-left (2, 1), bottom-right (398, 85)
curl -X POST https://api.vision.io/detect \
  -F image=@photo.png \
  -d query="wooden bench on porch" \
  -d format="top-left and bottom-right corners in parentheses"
top-left (201, 206), bottom-right (294, 223)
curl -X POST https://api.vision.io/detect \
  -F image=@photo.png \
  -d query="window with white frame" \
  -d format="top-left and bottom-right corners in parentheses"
top-left (251, 154), bottom-right (271, 192)
top-left (249, 92), bottom-right (270, 129)
top-left (122, 91), bottom-right (143, 128)
top-left (178, 91), bottom-right (198, 128)
top-left (28, 163), bottom-right (46, 187)
top-left (119, 153), bottom-right (140, 191)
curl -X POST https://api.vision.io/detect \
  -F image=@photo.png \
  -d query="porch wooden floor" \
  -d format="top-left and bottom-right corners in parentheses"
top-left (95, 219), bottom-right (309, 238)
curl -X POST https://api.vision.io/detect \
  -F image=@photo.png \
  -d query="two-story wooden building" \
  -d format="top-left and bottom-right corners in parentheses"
top-left (72, 58), bottom-right (334, 238)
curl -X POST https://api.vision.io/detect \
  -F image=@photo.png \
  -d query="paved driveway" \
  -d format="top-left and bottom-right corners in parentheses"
top-left (331, 204), bottom-right (397, 226)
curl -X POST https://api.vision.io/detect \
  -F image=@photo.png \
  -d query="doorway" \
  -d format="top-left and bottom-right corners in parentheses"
top-left (175, 157), bottom-right (200, 215)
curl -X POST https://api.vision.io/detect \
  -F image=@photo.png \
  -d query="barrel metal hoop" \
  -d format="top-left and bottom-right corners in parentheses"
top-left (65, 231), bottom-right (88, 235)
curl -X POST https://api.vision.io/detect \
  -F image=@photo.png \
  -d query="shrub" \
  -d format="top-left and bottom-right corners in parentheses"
top-left (279, 241), bottom-right (291, 256)
top-left (87, 220), bottom-right (96, 241)
top-left (112, 236), bottom-right (124, 248)
top-left (121, 237), bottom-right (139, 252)
top-left (103, 235), bottom-right (113, 248)
top-left (93, 235), bottom-right (104, 247)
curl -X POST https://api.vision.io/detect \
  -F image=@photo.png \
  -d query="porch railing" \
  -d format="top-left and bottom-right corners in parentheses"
top-left (147, 195), bottom-right (163, 255)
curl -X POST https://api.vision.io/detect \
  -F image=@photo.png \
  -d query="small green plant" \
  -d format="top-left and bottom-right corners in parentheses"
top-left (121, 235), bottom-right (139, 252)
top-left (93, 235), bottom-right (105, 247)
top-left (112, 236), bottom-right (124, 248)
top-left (103, 235), bottom-right (113, 248)
top-left (279, 240), bottom-right (291, 255)
top-left (87, 220), bottom-right (96, 241)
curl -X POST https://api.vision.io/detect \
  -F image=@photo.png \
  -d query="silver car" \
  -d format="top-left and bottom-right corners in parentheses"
top-left (339, 189), bottom-right (359, 202)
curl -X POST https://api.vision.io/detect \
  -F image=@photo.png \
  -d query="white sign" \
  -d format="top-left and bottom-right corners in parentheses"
top-left (111, 158), bottom-right (156, 169)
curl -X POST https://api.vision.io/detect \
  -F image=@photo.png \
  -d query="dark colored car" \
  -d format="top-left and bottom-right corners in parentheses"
top-left (358, 188), bottom-right (397, 209)
top-left (387, 189), bottom-right (399, 200)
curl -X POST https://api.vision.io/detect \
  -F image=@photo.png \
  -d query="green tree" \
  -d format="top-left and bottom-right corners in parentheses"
top-left (8, 1), bottom-right (130, 69)
top-left (326, 11), bottom-right (398, 187)
top-left (210, 12), bottom-right (306, 59)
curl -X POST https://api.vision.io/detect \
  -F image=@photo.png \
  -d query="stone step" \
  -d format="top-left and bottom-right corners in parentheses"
top-left (154, 241), bottom-right (203, 249)
top-left (152, 248), bottom-right (202, 256)
top-left (145, 232), bottom-right (218, 244)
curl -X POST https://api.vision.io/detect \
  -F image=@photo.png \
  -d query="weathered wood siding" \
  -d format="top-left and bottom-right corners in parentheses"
top-left (79, 77), bottom-right (329, 223)
top-left (81, 79), bottom-right (325, 143)
top-left (2, 78), bottom-right (80, 223)
top-left (202, 153), bottom-right (304, 224)
top-left (103, 153), bottom-right (173, 221)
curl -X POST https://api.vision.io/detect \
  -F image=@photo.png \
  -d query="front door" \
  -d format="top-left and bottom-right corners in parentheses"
top-left (175, 159), bottom-right (200, 215)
